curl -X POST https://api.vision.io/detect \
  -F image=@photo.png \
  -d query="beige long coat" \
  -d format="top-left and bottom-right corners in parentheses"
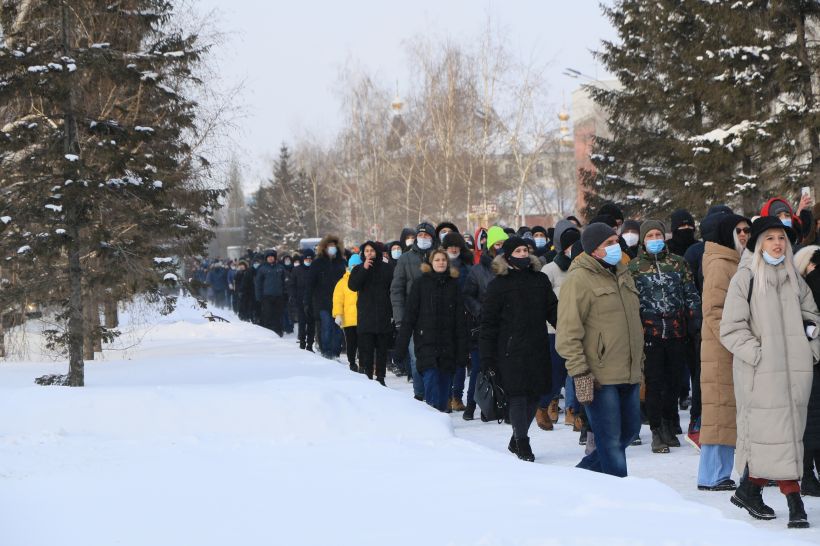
top-left (699, 242), bottom-right (739, 446)
top-left (720, 253), bottom-right (820, 480)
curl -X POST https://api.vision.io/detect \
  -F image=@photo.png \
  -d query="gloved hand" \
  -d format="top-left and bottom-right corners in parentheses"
top-left (574, 373), bottom-right (595, 406)
top-left (334, 315), bottom-right (343, 327)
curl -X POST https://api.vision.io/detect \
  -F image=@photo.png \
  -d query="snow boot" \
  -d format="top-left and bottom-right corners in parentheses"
top-left (661, 419), bottom-right (681, 448)
top-left (535, 407), bottom-right (553, 431)
top-left (514, 436), bottom-right (535, 462)
top-left (731, 478), bottom-right (776, 520)
top-left (462, 403), bottom-right (476, 421)
top-left (349, 363), bottom-right (358, 372)
top-left (413, 393), bottom-right (424, 402)
top-left (299, 340), bottom-right (306, 350)
top-left (579, 428), bottom-right (588, 446)
top-left (651, 429), bottom-right (670, 454)
top-left (787, 492), bottom-right (809, 528)
top-left (376, 377), bottom-right (386, 386)
top-left (564, 407), bottom-right (576, 426)
top-left (449, 397), bottom-right (466, 412)
top-left (630, 436), bottom-right (642, 446)
top-left (698, 479), bottom-right (736, 492)
top-left (802, 469), bottom-right (820, 497)
top-left (508, 435), bottom-right (518, 456)
top-left (547, 399), bottom-right (560, 423)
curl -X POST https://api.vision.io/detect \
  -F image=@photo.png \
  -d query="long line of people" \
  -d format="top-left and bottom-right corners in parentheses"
top-left (192, 193), bottom-right (820, 530)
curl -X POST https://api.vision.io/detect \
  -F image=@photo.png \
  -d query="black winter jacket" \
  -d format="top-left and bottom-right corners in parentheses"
top-left (235, 269), bottom-right (255, 317)
top-left (254, 262), bottom-right (286, 300)
top-left (480, 254), bottom-right (559, 397)
top-left (348, 259), bottom-right (394, 334)
top-left (463, 252), bottom-right (494, 321)
top-left (804, 268), bottom-right (820, 451)
top-left (305, 255), bottom-right (346, 314)
top-left (394, 266), bottom-right (468, 373)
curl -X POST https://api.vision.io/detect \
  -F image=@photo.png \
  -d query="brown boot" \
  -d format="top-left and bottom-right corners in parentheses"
top-left (547, 399), bottom-right (560, 423)
top-left (449, 397), bottom-right (466, 412)
top-left (573, 413), bottom-right (583, 432)
top-left (564, 407), bottom-right (575, 426)
top-left (535, 407), bottom-right (554, 431)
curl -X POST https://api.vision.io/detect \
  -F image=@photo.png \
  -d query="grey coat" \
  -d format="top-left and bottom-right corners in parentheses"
top-left (720, 252), bottom-right (820, 480)
top-left (390, 245), bottom-right (430, 325)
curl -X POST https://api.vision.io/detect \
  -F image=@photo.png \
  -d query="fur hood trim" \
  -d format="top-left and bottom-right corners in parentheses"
top-left (420, 262), bottom-right (460, 278)
top-left (491, 254), bottom-right (541, 276)
top-left (317, 234), bottom-right (345, 258)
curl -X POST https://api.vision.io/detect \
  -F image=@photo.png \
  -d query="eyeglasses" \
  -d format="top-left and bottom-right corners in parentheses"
top-left (735, 227), bottom-right (751, 234)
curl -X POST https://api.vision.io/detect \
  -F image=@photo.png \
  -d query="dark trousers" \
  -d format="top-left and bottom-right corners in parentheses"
top-left (343, 326), bottom-right (358, 368)
top-left (260, 295), bottom-right (286, 337)
top-left (509, 395), bottom-right (539, 439)
top-left (359, 332), bottom-right (390, 380)
top-left (297, 307), bottom-right (315, 347)
top-left (644, 336), bottom-right (685, 429)
top-left (687, 334), bottom-right (702, 421)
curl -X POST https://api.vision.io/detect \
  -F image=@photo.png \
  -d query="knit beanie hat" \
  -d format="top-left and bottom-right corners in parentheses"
top-left (415, 222), bottom-right (436, 238)
top-left (640, 219), bottom-right (666, 243)
top-left (581, 222), bottom-right (616, 253)
top-left (502, 236), bottom-right (528, 259)
top-left (767, 199), bottom-right (791, 218)
top-left (599, 202), bottom-right (624, 223)
top-left (531, 226), bottom-right (548, 238)
top-left (486, 226), bottom-right (509, 250)
top-left (670, 209), bottom-right (695, 231)
top-left (560, 228), bottom-right (581, 253)
top-left (588, 214), bottom-right (617, 228)
top-left (442, 231), bottom-right (467, 251)
top-left (621, 219), bottom-right (641, 234)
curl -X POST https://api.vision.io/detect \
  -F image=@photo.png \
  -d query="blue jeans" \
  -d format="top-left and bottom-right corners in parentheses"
top-left (409, 338), bottom-right (424, 398)
top-left (452, 366), bottom-right (466, 400)
top-left (576, 383), bottom-right (640, 478)
top-left (698, 444), bottom-right (735, 487)
top-left (466, 349), bottom-right (481, 405)
top-left (565, 374), bottom-right (579, 415)
top-left (422, 368), bottom-right (450, 411)
top-left (318, 310), bottom-right (343, 358)
top-left (548, 334), bottom-right (567, 400)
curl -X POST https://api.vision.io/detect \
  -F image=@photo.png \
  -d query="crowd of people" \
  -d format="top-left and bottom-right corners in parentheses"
top-left (192, 192), bottom-right (820, 530)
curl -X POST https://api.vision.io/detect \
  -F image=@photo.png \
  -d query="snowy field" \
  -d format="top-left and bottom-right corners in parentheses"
top-left (0, 298), bottom-right (817, 546)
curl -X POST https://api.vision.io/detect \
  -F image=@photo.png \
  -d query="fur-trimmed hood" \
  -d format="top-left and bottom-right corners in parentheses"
top-left (420, 262), bottom-right (460, 278)
top-left (491, 254), bottom-right (542, 276)
top-left (316, 234), bottom-right (345, 258)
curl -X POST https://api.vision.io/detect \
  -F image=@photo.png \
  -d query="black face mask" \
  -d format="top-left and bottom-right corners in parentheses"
top-left (673, 229), bottom-right (696, 245)
top-left (508, 255), bottom-right (531, 270)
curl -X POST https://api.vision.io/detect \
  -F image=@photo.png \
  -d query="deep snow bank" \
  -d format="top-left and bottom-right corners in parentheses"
top-left (0, 299), bottom-right (811, 546)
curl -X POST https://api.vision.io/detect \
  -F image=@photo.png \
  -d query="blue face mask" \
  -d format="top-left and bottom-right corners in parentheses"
top-left (391, 249), bottom-right (402, 260)
top-left (602, 243), bottom-right (622, 265)
top-left (762, 251), bottom-right (785, 266)
top-left (417, 237), bottom-right (432, 250)
top-left (646, 239), bottom-right (665, 255)
top-left (781, 218), bottom-right (793, 228)
top-left (327, 246), bottom-right (338, 257)
top-left (534, 238), bottom-right (547, 248)
top-left (304, 260), bottom-right (312, 268)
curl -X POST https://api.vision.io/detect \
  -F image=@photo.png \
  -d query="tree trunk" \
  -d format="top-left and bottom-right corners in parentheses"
top-left (0, 317), bottom-right (5, 359)
top-left (83, 286), bottom-right (96, 360)
top-left (104, 295), bottom-right (119, 328)
top-left (793, 9), bottom-right (820, 198)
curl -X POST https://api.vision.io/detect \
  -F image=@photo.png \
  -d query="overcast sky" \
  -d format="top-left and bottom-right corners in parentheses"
top-left (194, 1), bottom-right (617, 192)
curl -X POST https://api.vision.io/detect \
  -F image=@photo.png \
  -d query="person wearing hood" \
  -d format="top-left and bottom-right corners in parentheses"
top-left (795, 244), bottom-right (820, 497)
top-left (530, 226), bottom-right (551, 265)
top-left (697, 213), bottom-right (749, 492)
top-left (462, 226), bottom-right (508, 420)
top-left (668, 209), bottom-right (698, 257)
top-left (234, 260), bottom-right (254, 322)
top-left (255, 250), bottom-right (287, 337)
top-left (391, 221), bottom-right (438, 400)
top-left (443, 231), bottom-right (473, 410)
top-left (556, 223), bottom-right (644, 477)
top-left (721, 216), bottom-right (820, 528)
top-left (538, 220), bottom-right (581, 432)
top-left (306, 235), bottom-right (347, 359)
top-left (621, 220), bottom-right (642, 260)
top-left (394, 248), bottom-right (468, 411)
top-left (349, 241), bottom-right (395, 385)
top-left (761, 196), bottom-right (813, 246)
top-left (435, 221), bottom-right (459, 245)
top-left (206, 260), bottom-right (229, 309)
top-left (333, 254), bottom-right (361, 372)
top-left (292, 249), bottom-right (315, 351)
top-left (481, 237), bottom-right (559, 461)
top-left (685, 205), bottom-right (733, 293)
top-left (473, 227), bottom-right (488, 265)
top-left (629, 220), bottom-right (700, 454)
top-left (399, 227), bottom-right (416, 252)
top-left (385, 240), bottom-right (402, 268)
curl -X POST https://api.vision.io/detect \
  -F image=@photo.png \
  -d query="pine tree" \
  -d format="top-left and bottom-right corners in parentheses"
top-left (0, 1), bottom-right (220, 385)
top-left (583, 0), bottom-right (818, 219)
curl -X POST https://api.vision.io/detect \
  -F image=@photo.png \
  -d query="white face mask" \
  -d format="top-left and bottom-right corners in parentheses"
top-left (327, 246), bottom-right (338, 257)
top-left (417, 237), bottom-right (432, 250)
top-left (447, 251), bottom-right (460, 261)
top-left (405, 238), bottom-right (415, 248)
top-left (622, 232), bottom-right (639, 248)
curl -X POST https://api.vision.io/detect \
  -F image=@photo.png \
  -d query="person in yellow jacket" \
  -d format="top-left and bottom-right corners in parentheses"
top-left (333, 254), bottom-right (361, 372)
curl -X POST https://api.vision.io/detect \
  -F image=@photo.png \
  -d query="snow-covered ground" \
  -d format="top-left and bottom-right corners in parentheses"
top-left (0, 299), bottom-right (817, 546)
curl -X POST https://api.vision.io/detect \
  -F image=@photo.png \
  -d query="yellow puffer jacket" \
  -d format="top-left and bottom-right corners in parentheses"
top-left (332, 271), bottom-right (358, 327)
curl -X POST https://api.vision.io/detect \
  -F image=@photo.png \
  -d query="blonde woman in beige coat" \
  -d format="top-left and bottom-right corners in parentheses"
top-left (720, 216), bottom-right (820, 529)
top-left (697, 214), bottom-right (749, 492)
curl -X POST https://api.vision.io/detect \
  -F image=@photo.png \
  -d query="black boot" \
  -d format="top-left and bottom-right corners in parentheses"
top-left (514, 436), bottom-right (535, 462)
top-left (376, 377), bottom-right (386, 386)
top-left (299, 340), bottom-right (306, 350)
top-left (579, 428), bottom-right (588, 446)
top-left (731, 478), bottom-right (776, 520)
top-left (507, 435), bottom-right (518, 455)
top-left (787, 492), bottom-right (809, 528)
top-left (661, 419), bottom-right (681, 448)
top-left (802, 461), bottom-right (820, 497)
top-left (651, 429), bottom-right (670, 454)
top-left (462, 403), bottom-right (476, 421)
top-left (349, 363), bottom-right (357, 372)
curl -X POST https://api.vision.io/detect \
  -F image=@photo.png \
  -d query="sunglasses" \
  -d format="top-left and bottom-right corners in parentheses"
top-left (735, 227), bottom-right (751, 234)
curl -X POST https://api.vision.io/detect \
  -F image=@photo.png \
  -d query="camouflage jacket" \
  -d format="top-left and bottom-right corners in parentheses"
top-left (628, 247), bottom-right (700, 339)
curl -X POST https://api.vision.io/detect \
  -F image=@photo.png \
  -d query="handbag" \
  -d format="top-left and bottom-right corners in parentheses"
top-left (475, 370), bottom-right (508, 423)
